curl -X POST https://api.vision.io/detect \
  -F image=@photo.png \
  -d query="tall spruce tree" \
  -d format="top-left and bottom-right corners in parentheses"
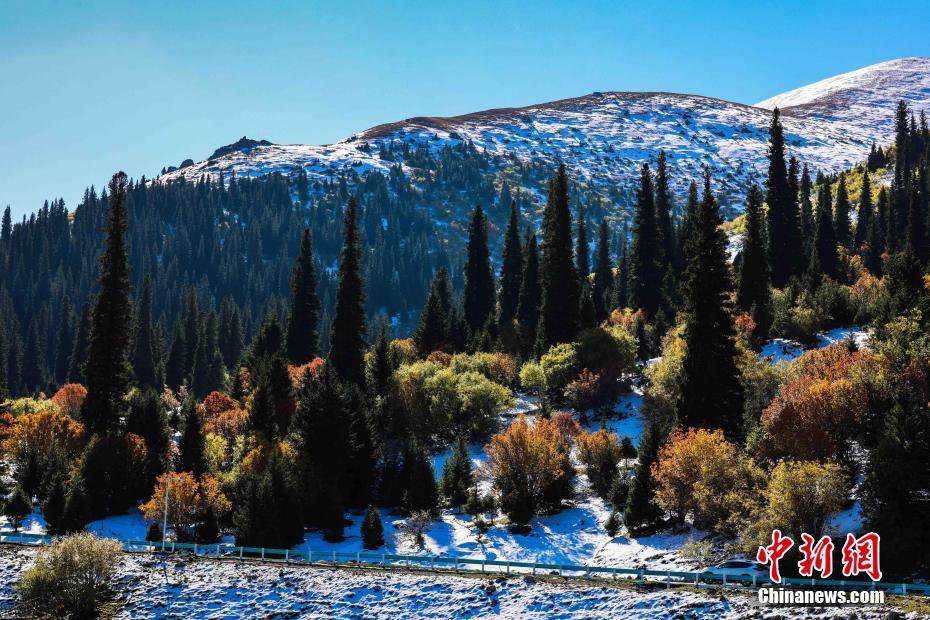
top-left (812, 174), bottom-right (839, 281)
top-left (53, 296), bottom-right (74, 386)
top-left (536, 165), bottom-right (580, 352)
top-left (592, 221), bottom-right (614, 323)
top-left (133, 275), bottom-right (159, 390)
top-left (178, 397), bottom-right (206, 476)
top-left (866, 186), bottom-right (891, 275)
top-left (1, 206), bottom-right (11, 243)
top-left (414, 267), bottom-right (452, 356)
top-left (164, 322), bottom-right (186, 392)
top-left (834, 172), bottom-right (852, 249)
top-left (799, 164), bottom-right (815, 255)
top-left (736, 184), bottom-right (772, 337)
top-left (854, 171), bottom-right (874, 251)
top-left (190, 310), bottom-right (225, 398)
top-left (217, 297), bottom-right (243, 369)
top-left (892, 100), bottom-right (912, 245)
top-left (497, 201), bottom-right (524, 327)
top-left (463, 204), bottom-right (495, 335)
top-left (517, 232), bottom-right (541, 357)
top-left (82, 172), bottom-right (133, 434)
top-left (654, 150), bottom-right (675, 263)
top-left (181, 287), bottom-right (200, 382)
top-left (575, 202), bottom-right (589, 281)
top-left (286, 228), bottom-right (321, 364)
top-left (294, 363), bottom-right (351, 532)
top-left (676, 173), bottom-right (744, 438)
top-left (630, 164), bottom-right (662, 318)
top-left (765, 109), bottom-right (797, 287)
top-left (329, 196), bottom-right (367, 386)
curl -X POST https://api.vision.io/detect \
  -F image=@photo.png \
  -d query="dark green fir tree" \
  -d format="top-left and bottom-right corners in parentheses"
top-left (81, 172), bottom-right (133, 434)
top-left (286, 228), bottom-right (321, 365)
top-left (676, 173), bottom-right (744, 438)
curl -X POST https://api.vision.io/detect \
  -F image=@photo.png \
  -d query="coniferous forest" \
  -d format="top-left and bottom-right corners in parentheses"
top-left (1, 101), bottom-right (930, 581)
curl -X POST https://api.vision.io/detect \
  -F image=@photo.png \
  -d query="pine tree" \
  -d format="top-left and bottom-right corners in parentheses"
top-left (1, 205), bottom-right (11, 243)
top-left (854, 171), bottom-right (873, 251)
top-left (294, 363), bottom-right (350, 530)
top-left (861, 377), bottom-right (930, 576)
top-left (329, 197), bottom-right (367, 386)
top-left (833, 172), bottom-right (852, 249)
top-left (736, 184), bottom-right (772, 338)
top-left (7, 331), bottom-right (23, 397)
top-left (190, 311), bottom-right (225, 398)
top-left (906, 181), bottom-right (927, 263)
top-left (892, 100), bottom-right (912, 245)
top-left (630, 164), bottom-right (662, 318)
top-left (579, 283), bottom-right (597, 330)
top-left (591, 221), bottom-right (614, 323)
top-left (178, 397), bottom-right (206, 476)
top-left (765, 109), bottom-right (797, 287)
top-left (369, 322), bottom-right (393, 398)
top-left (61, 474), bottom-right (91, 532)
top-left (575, 202), bottom-right (589, 281)
top-left (133, 275), bottom-right (159, 389)
top-left (53, 296), bottom-right (74, 386)
top-left (402, 441), bottom-right (439, 515)
top-left (164, 322), bottom-right (186, 392)
top-left (414, 267), bottom-right (452, 356)
top-left (463, 204), bottom-right (495, 335)
top-left (181, 287), bottom-right (200, 382)
top-left (799, 164), bottom-right (815, 255)
top-left (361, 504), bottom-right (385, 549)
top-left (676, 173), bottom-right (744, 438)
top-left (787, 156), bottom-right (803, 274)
top-left (4, 485), bottom-right (32, 531)
top-left (218, 297), bottom-right (243, 369)
top-left (517, 233), bottom-right (541, 358)
top-left (21, 320), bottom-right (45, 395)
top-left (624, 421), bottom-right (662, 532)
top-left (286, 228), bottom-right (320, 364)
top-left (536, 165), bottom-right (580, 352)
top-left (865, 186), bottom-right (890, 275)
top-left (126, 389), bottom-right (170, 486)
top-left (498, 201), bottom-right (524, 327)
top-left (812, 174), bottom-right (839, 281)
top-left (439, 435), bottom-right (474, 509)
top-left (42, 477), bottom-right (67, 534)
top-left (654, 150), bottom-right (675, 263)
top-left (82, 172), bottom-right (133, 434)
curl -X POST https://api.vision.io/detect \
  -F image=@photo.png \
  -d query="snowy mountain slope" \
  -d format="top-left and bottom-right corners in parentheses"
top-left (159, 58), bottom-right (930, 214)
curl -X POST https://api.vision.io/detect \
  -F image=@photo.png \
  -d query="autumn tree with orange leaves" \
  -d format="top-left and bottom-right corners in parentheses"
top-left (486, 415), bottom-right (574, 527)
top-left (140, 471), bottom-right (230, 536)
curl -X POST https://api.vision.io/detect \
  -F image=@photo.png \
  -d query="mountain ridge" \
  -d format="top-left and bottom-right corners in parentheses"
top-left (160, 58), bottom-right (930, 215)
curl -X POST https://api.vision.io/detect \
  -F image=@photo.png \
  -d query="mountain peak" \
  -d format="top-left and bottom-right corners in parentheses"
top-left (755, 56), bottom-right (930, 111)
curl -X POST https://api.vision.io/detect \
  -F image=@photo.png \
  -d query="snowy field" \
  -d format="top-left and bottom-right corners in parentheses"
top-left (0, 546), bottom-right (906, 619)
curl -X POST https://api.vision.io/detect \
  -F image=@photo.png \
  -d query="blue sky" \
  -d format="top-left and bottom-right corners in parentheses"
top-left (2, 0), bottom-right (928, 219)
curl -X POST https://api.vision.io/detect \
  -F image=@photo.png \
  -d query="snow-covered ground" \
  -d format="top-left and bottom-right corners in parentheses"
top-left (0, 547), bottom-right (904, 619)
top-left (759, 325), bottom-right (870, 364)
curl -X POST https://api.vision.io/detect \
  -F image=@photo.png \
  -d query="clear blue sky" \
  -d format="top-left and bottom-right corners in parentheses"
top-left (2, 0), bottom-right (928, 219)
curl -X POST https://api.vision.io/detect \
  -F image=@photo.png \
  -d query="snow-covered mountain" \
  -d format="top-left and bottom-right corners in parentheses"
top-left (160, 57), bottom-right (930, 214)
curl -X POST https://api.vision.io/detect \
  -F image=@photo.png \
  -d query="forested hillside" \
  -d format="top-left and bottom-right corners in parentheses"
top-left (1, 99), bottom-right (929, 583)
